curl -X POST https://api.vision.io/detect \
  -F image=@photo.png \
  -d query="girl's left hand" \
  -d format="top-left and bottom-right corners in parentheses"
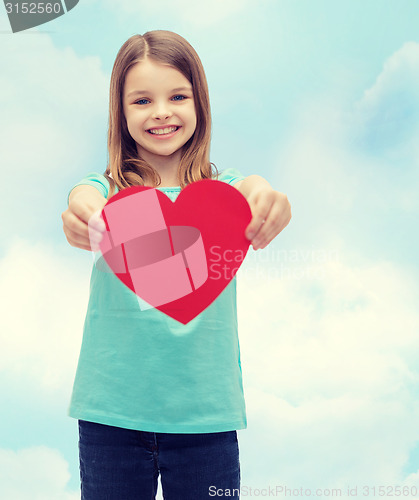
top-left (244, 188), bottom-right (292, 250)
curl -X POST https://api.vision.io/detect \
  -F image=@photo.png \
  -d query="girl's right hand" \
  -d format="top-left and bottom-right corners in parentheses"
top-left (61, 185), bottom-right (107, 251)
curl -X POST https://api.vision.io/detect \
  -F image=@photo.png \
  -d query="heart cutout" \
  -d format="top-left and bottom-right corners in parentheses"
top-left (92, 179), bottom-right (252, 324)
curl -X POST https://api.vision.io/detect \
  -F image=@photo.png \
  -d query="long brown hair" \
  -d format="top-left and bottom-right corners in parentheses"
top-left (104, 30), bottom-right (219, 199)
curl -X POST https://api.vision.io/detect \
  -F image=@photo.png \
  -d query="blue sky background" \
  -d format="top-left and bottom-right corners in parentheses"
top-left (1, 0), bottom-right (418, 498)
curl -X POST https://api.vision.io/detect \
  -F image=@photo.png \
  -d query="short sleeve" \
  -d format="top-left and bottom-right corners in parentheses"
top-left (67, 172), bottom-right (110, 205)
top-left (218, 168), bottom-right (246, 186)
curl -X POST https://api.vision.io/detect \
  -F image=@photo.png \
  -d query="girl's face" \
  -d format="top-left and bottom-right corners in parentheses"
top-left (122, 58), bottom-right (197, 165)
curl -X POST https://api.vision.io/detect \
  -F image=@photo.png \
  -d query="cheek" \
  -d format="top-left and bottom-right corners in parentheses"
top-left (126, 112), bottom-right (145, 133)
top-left (182, 103), bottom-right (197, 127)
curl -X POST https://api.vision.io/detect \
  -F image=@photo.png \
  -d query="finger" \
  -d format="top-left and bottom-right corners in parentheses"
top-left (245, 195), bottom-right (274, 240)
top-left (253, 230), bottom-right (275, 250)
top-left (64, 231), bottom-right (94, 251)
top-left (64, 211), bottom-right (102, 245)
top-left (64, 224), bottom-right (96, 249)
top-left (253, 211), bottom-right (284, 249)
top-left (71, 223), bottom-right (104, 252)
top-left (245, 214), bottom-right (268, 241)
top-left (78, 243), bottom-right (95, 252)
top-left (251, 220), bottom-right (274, 249)
top-left (63, 210), bottom-right (89, 239)
top-left (71, 196), bottom-right (106, 231)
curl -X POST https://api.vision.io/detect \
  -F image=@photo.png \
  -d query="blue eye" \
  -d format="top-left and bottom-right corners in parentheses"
top-left (135, 98), bottom-right (150, 105)
top-left (134, 95), bottom-right (187, 105)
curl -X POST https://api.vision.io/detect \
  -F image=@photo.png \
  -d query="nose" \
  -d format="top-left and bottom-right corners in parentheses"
top-left (152, 101), bottom-right (172, 120)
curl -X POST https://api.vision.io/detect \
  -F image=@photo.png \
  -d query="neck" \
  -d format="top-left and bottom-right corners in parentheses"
top-left (138, 147), bottom-right (181, 187)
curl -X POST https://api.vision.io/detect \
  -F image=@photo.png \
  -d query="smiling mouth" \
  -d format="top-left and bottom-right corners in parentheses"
top-left (147, 126), bottom-right (180, 136)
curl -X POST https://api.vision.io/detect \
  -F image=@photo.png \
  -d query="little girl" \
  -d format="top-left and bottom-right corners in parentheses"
top-left (62, 30), bottom-right (291, 500)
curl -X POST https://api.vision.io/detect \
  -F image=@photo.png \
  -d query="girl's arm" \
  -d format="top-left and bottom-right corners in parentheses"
top-left (234, 175), bottom-right (292, 250)
top-left (61, 185), bottom-right (107, 251)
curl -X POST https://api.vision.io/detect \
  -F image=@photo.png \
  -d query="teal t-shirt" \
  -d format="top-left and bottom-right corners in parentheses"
top-left (67, 168), bottom-right (247, 433)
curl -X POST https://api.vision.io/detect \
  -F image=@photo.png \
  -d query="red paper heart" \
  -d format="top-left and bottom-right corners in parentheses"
top-left (94, 179), bottom-right (251, 324)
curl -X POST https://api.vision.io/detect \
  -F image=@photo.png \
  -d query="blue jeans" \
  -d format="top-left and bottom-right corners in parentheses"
top-left (78, 419), bottom-right (241, 499)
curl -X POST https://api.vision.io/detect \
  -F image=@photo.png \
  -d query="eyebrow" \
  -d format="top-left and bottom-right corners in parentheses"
top-left (126, 86), bottom-right (193, 98)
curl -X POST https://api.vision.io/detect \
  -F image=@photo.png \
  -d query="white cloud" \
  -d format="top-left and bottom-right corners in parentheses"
top-left (239, 41), bottom-right (419, 469)
top-left (0, 237), bottom-right (92, 397)
top-left (0, 30), bottom-right (108, 174)
top-left (0, 446), bottom-right (79, 500)
top-left (238, 256), bottom-right (419, 400)
top-left (271, 44), bottom-right (419, 249)
top-left (230, 40), bottom-right (419, 495)
top-left (351, 41), bottom-right (419, 157)
top-left (235, 250), bottom-right (419, 490)
top-left (356, 41), bottom-right (419, 116)
top-left (0, 28), bottom-right (108, 245)
top-left (238, 388), bottom-right (419, 494)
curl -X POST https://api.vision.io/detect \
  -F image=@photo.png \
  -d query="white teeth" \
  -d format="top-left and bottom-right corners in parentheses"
top-left (148, 126), bottom-right (178, 135)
